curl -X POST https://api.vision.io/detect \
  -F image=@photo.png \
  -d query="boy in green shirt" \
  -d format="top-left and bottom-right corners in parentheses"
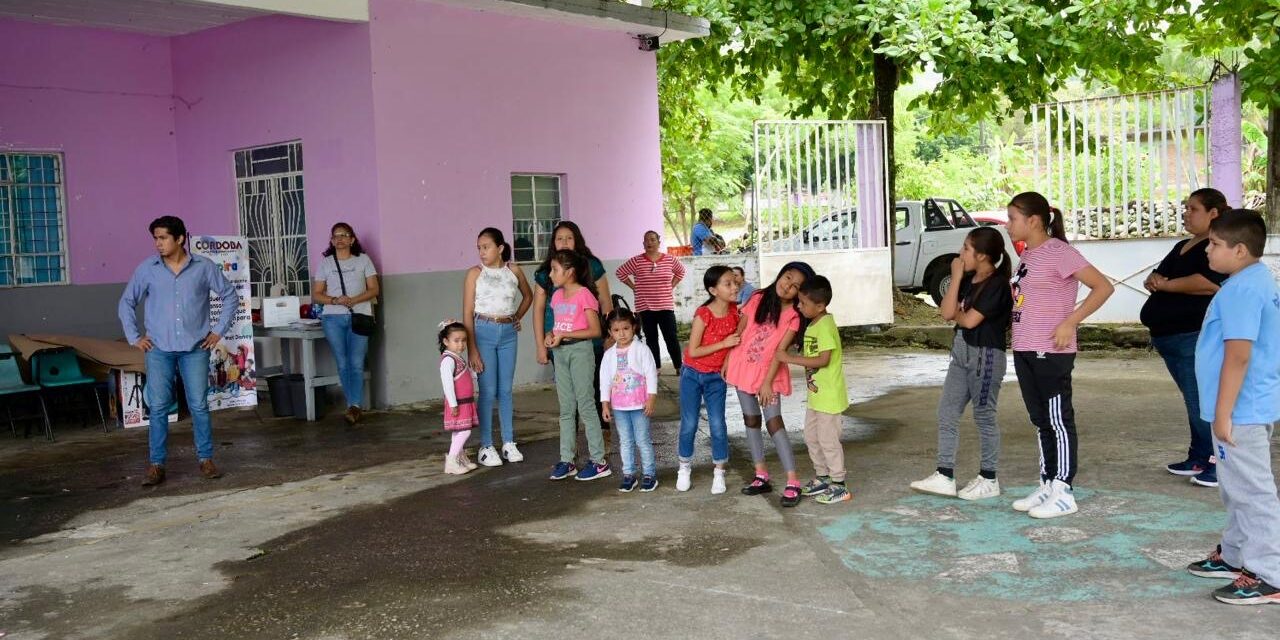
top-left (776, 275), bottom-right (851, 504)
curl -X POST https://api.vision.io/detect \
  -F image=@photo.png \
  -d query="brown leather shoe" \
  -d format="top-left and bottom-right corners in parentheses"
top-left (344, 406), bottom-right (363, 425)
top-left (199, 459), bottom-right (223, 479)
top-left (141, 464), bottom-right (165, 487)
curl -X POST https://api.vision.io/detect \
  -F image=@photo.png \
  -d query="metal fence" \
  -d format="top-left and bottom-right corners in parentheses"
top-left (1030, 86), bottom-right (1210, 240)
top-left (753, 121), bottom-right (889, 254)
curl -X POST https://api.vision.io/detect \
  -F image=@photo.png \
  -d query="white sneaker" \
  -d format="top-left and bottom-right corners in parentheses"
top-left (1012, 480), bottom-right (1053, 512)
top-left (676, 463), bottom-right (692, 492)
top-left (909, 471), bottom-right (957, 497)
top-left (462, 452), bottom-right (478, 470)
top-left (477, 446), bottom-right (503, 467)
top-left (501, 442), bottom-right (524, 463)
top-left (444, 456), bottom-right (469, 475)
top-left (957, 476), bottom-right (1001, 501)
top-left (711, 468), bottom-right (727, 495)
top-left (1028, 480), bottom-right (1078, 519)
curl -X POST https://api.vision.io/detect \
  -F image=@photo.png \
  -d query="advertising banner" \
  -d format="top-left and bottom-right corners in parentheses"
top-left (191, 236), bottom-right (257, 411)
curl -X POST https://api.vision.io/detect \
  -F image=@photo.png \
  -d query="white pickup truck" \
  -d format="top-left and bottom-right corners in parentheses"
top-left (894, 198), bottom-right (1016, 303)
top-left (767, 198), bottom-right (1016, 303)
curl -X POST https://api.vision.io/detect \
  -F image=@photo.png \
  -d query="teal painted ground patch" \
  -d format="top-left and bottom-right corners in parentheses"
top-left (819, 488), bottom-right (1225, 602)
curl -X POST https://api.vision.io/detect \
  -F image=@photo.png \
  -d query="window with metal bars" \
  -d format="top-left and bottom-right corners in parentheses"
top-left (234, 142), bottom-right (310, 298)
top-left (510, 174), bottom-right (562, 262)
top-left (0, 153), bottom-right (67, 287)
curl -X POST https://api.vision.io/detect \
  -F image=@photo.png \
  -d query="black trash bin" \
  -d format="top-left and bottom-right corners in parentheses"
top-left (265, 374), bottom-right (294, 417)
top-left (287, 373), bottom-right (326, 419)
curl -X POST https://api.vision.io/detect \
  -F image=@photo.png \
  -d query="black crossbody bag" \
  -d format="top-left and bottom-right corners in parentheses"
top-left (334, 255), bottom-right (376, 336)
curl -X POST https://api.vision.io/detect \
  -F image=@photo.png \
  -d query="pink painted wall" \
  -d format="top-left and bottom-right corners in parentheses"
top-left (0, 19), bottom-right (179, 285)
top-left (171, 15), bottom-right (382, 261)
top-left (368, 0), bottom-right (663, 275)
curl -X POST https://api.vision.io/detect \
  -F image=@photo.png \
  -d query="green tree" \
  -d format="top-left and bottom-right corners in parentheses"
top-left (657, 0), bottom-right (1180, 225)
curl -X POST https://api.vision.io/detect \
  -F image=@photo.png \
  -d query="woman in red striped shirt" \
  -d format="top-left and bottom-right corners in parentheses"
top-left (616, 230), bottom-right (687, 372)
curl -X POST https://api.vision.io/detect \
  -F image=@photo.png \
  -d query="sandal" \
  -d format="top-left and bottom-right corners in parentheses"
top-left (780, 483), bottom-right (802, 508)
top-left (741, 475), bottom-right (774, 496)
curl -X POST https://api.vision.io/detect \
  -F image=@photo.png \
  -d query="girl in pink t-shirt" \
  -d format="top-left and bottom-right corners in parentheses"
top-left (1005, 191), bottom-right (1114, 519)
top-left (544, 250), bottom-right (610, 482)
top-left (723, 261), bottom-right (815, 507)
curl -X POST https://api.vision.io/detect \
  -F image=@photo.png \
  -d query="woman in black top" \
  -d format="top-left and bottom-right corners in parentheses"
top-left (1139, 188), bottom-right (1228, 487)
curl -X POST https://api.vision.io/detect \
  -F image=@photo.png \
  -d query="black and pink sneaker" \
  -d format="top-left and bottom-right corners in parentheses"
top-left (575, 461), bottom-right (612, 481)
top-left (741, 475), bottom-right (773, 495)
top-left (780, 483), bottom-right (802, 507)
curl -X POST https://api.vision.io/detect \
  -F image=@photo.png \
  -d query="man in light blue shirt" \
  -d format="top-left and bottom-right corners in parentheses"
top-left (118, 216), bottom-right (238, 487)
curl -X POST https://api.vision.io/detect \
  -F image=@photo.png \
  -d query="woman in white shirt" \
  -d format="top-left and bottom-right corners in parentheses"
top-left (312, 222), bottom-right (379, 425)
top-left (462, 227), bottom-right (533, 466)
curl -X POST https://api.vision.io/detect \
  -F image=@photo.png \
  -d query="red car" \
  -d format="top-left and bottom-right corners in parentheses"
top-left (972, 211), bottom-right (1026, 256)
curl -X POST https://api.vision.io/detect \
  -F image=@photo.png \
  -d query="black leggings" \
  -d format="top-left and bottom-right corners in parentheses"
top-left (1013, 351), bottom-right (1077, 484)
top-left (639, 309), bottom-right (682, 371)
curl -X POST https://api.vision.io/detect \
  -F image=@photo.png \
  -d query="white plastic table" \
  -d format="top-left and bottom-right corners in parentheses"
top-left (254, 324), bottom-right (368, 421)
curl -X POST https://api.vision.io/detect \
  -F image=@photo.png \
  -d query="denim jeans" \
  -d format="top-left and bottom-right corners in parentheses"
top-left (145, 348), bottom-right (212, 465)
top-left (613, 408), bottom-right (656, 476)
top-left (678, 366), bottom-right (729, 464)
top-left (474, 319), bottom-right (517, 447)
top-left (321, 314), bottom-right (369, 409)
top-left (1152, 331), bottom-right (1213, 465)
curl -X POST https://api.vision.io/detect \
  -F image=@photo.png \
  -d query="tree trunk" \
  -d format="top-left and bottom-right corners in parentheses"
top-left (870, 40), bottom-right (900, 249)
top-left (1268, 104), bottom-right (1280, 231)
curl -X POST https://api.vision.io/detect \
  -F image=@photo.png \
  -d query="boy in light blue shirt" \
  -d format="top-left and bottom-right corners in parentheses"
top-left (1186, 209), bottom-right (1280, 605)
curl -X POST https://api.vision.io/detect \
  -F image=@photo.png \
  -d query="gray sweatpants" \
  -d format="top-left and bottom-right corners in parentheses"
top-left (1215, 423), bottom-right (1280, 586)
top-left (936, 333), bottom-right (1005, 473)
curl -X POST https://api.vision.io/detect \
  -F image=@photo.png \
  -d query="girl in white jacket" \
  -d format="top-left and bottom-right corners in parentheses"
top-left (599, 308), bottom-right (659, 492)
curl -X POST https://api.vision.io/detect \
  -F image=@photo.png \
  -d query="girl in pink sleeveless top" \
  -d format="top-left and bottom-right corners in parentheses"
top-left (439, 321), bottom-right (479, 475)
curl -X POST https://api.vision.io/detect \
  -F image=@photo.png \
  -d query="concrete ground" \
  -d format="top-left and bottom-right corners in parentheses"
top-left (1, 348), bottom-right (1278, 639)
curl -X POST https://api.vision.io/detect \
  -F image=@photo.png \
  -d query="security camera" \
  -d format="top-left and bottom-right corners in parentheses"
top-left (636, 34), bottom-right (660, 51)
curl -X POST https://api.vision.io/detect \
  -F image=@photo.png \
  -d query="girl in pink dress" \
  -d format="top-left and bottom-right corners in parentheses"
top-left (439, 320), bottom-right (479, 475)
top-left (722, 261), bottom-right (815, 507)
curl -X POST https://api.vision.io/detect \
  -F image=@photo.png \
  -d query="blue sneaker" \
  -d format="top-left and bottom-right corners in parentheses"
top-left (549, 461), bottom-right (578, 481)
top-left (640, 475), bottom-right (659, 492)
top-left (575, 461), bottom-right (612, 481)
top-left (619, 474), bottom-right (638, 492)
top-left (1167, 459), bottom-right (1207, 476)
top-left (1191, 467), bottom-right (1218, 488)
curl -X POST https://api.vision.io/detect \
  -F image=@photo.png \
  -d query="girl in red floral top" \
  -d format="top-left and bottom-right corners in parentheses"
top-left (676, 266), bottom-right (742, 495)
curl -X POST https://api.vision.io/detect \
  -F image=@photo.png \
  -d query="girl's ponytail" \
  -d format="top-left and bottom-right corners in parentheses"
top-left (478, 227), bottom-right (512, 263)
top-left (1047, 207), bottom-right (1067, 242)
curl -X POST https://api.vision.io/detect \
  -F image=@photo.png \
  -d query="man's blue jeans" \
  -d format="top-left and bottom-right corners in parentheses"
top-left (145, 348), bottom-right (212, 465)
top-left (474, 319), bottom-right (517, 447)
top-left (321, 314), bottom-right (370, 409)
top-left (1152, 331), bottom-right (1213, 465)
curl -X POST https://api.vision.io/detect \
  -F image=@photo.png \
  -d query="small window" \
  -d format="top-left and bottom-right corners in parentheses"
top-left (0, 153), bottom-right (68, 287)
top-left (511, 174), bottom-right (562, 262)
top-left (894, 207), bottom-right (910, 231)
top-left (234, 142), bottom-right (309, 298)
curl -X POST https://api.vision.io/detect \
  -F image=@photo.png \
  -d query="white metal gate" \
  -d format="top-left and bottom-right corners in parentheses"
top-left (1030, 86), bottom-right (1210, 240)
top-left (235, 142), bottom-right (309, 299)
top-left (753, 120), bottom-right (892, 325)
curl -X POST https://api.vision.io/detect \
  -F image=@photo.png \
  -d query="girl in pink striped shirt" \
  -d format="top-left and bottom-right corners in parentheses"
top-left (1005, 192), bottom-right (1114, 519)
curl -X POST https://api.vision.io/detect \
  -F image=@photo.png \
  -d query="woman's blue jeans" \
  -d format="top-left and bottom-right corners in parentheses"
top-left (1151, 331), bottom-right (1213, 465)
top-left (321, 314), bottom-right (369, 409)
top-left (474, 318), bottom-right (517, 447)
